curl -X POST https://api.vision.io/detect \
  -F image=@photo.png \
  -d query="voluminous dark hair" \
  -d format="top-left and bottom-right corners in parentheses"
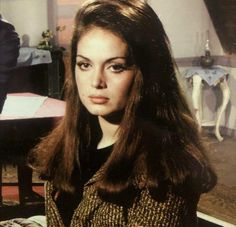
top-left (30, 0), bottom-right (216, 195)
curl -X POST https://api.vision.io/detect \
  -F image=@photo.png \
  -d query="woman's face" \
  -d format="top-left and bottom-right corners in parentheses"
top-left (75, 27), bottom-right (136, 117)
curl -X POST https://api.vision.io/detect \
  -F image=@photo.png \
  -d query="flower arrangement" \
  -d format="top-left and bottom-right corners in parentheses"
top-left (37, 26), bottom-right (66, 52)
top-left (37, 29), bottom-right (53, 50)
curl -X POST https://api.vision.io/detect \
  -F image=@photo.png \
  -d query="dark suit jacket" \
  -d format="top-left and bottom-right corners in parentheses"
top-left (0, 18), bottom-right (20, 82)
top-left (0, 18), bottom-right (20, 112)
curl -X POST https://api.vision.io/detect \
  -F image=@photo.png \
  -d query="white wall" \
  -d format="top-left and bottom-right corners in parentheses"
top-left (0, 0), bottom-right (48, 47)
top-left (149, 0), bottom-right (224, 58)
top-left (0, 0), bottom-right (224, 55)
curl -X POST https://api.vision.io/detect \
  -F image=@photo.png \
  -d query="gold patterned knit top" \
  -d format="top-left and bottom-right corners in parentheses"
top-left (45, 168), bottom-right (199, 227)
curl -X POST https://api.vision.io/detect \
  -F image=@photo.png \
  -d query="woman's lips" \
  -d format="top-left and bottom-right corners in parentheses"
top-left (89, 96), bottom-right (109, 104)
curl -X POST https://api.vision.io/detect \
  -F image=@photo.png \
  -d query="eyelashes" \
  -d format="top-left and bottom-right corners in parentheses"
top-left (76, 61), bottom-right (129, 73)
top-left (76, 62), bottom-right (91, 71)
top-left (109, 63), bottom-right (128, 73)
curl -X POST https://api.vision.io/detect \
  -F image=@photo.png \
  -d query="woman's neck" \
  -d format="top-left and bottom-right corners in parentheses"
top-left (97, 116), bottom-right (119, 149)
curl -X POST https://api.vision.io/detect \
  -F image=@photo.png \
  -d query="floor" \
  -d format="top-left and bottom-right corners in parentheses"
top-left (1, 132), bottom-right (236, 225)
top-left (198, 133), bottom-right (236, 226)
top-left (1, 167), bottom-right (44, 220)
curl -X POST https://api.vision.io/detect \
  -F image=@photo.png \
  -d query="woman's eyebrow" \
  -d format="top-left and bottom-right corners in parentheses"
top-left (105, 57), bottom-right (126, 63)
top-left (76, 54), bottom-right (90, 61)
top-left (76, 55), bottom-right (127, 63)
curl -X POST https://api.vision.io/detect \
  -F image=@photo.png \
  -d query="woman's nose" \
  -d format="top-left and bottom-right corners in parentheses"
top-left (91, 69), bottom-right (107, 88)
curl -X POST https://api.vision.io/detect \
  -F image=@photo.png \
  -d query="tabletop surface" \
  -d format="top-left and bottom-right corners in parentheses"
top-left (184, 66), bottom-right (228, 86)
top-left (0, 93), bottom-right (65, 120)
top-left (17, 47), bottom-right (52, 67)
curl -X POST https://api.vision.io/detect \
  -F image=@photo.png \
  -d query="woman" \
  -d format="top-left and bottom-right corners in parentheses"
top-left (30, 0), bottom-right (217, 226)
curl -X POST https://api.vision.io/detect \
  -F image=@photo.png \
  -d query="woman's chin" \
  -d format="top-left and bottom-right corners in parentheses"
top-left (87, 108), bottom-right (112, 117)
top-left (86, 107), bottom-right (122, 119)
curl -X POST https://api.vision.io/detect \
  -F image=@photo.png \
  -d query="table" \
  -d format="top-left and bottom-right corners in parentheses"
top-left (185, 66), bottom-right (230, 141)
top-left (17, 47), bottom-right (52, 67)
top-left (17, 47), bottom-right (64, 99)
top-left (0, 93), bottom-right (65, 205)
top-left (7, 47), bottom-right (64, 99)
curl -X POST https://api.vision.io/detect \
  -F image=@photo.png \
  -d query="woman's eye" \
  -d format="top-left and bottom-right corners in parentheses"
top-left (77, 62), bottom-right (91, 71)
top-left (109, 64), bottom-right (127, 73)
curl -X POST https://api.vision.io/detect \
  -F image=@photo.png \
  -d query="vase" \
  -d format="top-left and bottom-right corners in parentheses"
top-left (200, 50), bottom-right (214, 68)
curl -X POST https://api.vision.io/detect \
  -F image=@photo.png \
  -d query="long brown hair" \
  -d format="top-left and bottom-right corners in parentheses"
top-left (30, 0), bottom-right (216, 195)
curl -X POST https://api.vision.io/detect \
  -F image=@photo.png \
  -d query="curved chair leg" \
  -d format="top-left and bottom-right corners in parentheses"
top-left (215, 77), bottom-right (230, 141)
top-left (192, 74), bottom-right (203, 130)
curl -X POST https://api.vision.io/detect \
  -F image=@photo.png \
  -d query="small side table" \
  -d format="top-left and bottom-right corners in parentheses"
top-left (185, 66), bottom-right (230, 141)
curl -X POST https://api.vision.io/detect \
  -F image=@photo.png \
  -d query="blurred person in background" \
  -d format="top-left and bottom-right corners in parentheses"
top-left (0, 15), bottom-right (20, 113)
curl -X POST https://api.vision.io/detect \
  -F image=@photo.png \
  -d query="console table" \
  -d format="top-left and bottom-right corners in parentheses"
top-left (185, 66), bottom-right (230, 141)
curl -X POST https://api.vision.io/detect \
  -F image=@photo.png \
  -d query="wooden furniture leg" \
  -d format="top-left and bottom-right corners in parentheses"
top-left (214, 77), bottom-right (230, 141)
top-left (192, 74), bottom-right (203, 130)
top-left (17, 164), bottom-right (33, 205)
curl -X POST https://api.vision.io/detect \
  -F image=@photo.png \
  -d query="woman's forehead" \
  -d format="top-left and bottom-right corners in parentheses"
top-left (77, 27), bottom-right (128, 60)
